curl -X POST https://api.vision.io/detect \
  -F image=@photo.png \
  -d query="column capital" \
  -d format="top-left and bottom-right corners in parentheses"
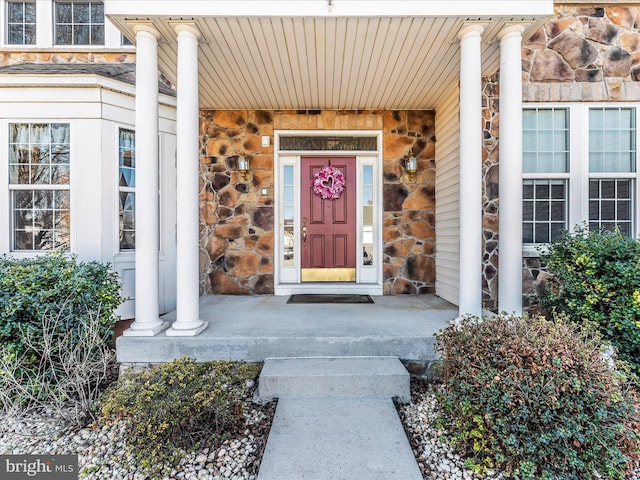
top-left (129, 22), bottom-right (163, 41)
top-left (497, 24), bottom-right (526, 41)
top-left (457, 23), bottom-right (486, 41)
top-left (171, 22), bottom-right (203, 42)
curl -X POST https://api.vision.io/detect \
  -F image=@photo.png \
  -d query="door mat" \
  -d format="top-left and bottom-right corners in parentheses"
top-left (287, 294), bottom-right (374, 304)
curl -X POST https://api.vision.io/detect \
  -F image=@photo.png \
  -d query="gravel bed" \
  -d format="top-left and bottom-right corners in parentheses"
top-left (4, 376), bottom-right (637, 480)
top-left (0, 398), bottom-right (276, 480)
top-left (398, 380), bottom-right (640, 480)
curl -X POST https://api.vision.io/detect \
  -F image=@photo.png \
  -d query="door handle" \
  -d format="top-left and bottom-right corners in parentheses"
top-left (302, 226), bottom-right (307, 244)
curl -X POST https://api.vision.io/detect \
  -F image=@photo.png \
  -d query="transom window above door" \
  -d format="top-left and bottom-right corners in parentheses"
top-left (279, 136), bottom-right (377, 152)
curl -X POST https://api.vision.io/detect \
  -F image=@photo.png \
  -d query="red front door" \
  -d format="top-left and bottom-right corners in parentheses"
top-left (301, 156), bottom-right (356, 282)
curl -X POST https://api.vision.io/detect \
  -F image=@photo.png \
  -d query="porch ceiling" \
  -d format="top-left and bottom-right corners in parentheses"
top-left (107, 4), bottom-right (552, 110)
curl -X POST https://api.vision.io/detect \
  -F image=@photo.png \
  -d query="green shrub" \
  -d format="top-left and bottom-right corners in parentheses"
top-left (540, 226), bottom-right (640, 372)
top-left (100, 358), bottom-right (260, 474)
top-left (0, 253), bottom-right (122, 370)
top-left (436, 315), bottom-right (638, 480)
top-left (0, 253), bottom-right (121, 411)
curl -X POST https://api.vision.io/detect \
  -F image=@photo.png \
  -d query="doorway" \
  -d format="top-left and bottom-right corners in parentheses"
top-left (274, 131), bottom-right (383, 295)
top-left (300, 156), bottom-right (357, 282)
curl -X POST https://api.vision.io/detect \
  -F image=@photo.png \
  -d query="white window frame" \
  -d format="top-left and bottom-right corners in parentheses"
top-left (522, 106), bottom-right (570, 249)
top-left (523, 103), bottom-right (640, 257)
top-left (53, 0), bottom-right (104, 46)
top-left (0, 0), bottom-right (135, 48)
top-left (113, 127), bottom-right (165, 257)
top-left (117, 126), bottom-right (135, 251)
top-left (8, 121), bottom-right (72, 252)
top-left (5, 0), bottom-right (36, 45)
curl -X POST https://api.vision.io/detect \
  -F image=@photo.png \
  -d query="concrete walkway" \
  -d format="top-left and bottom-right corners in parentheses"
top-left (256, 357), bottom-right (422, 480)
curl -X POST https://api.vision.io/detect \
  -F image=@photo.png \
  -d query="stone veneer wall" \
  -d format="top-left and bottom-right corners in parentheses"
top-left (382, 111), bottom-right (436, 294)
top-left (198, 110), bottom-right (436, 295)
top-left (481, 74), bottom-right (500, 311)
top-left (482, 3), bottom-right (640, 310)
top-left (523, 4), bottom-right (640, 102)
top-left (0, 52), bottom-right (135, 66)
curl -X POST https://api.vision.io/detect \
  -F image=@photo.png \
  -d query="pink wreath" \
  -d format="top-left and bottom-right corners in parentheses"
top-left (313, 166), bottom-right (345, 200)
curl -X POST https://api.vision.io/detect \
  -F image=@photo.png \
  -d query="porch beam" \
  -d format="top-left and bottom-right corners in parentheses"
top-left (167, 24), bottom-right (208, 336)
top-left (498, 25), bottom-right (525, 315)
top-left (124, 25), bottom-right (168, 336)
top-left (457, 25), bottom-right (484, 318)
top-left (105, 1), bottom-right (553, 18)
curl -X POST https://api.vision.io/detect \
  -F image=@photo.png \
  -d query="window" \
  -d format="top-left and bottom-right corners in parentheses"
top-left (362, 165), bottom-right (374, 265)
top-left (6, 1), bottom-right (36, 45)
top-left (523, 105), bottom-right (638, 247)
top-left (279, 136), bottom-right (377, 151)
top-left (118, 129), bottom-right (135, 250)
top-left (121, 33), bottom-right (133, 46)
top-left (282, 164), bottom-right (294, 265)
top-left (588, 108), bottom-right (635, 236)
top-left (54, 1), bottom-right (104, 45)
top-left (9, 123), bottom-right (71, 251)
top-left (523, 108), bottom-right (569, 244)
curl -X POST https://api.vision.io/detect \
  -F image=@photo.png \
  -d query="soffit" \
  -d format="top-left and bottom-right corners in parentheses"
top-left (109, 15), bottom-right (550, 110)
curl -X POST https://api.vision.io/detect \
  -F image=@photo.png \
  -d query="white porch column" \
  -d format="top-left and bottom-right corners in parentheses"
top-left (457, 25), bottom-right (484, 318)
top-left (166, 24), bottom-right (207, 336)
top-left (498, 25), bottom-right (525, 315)
top-left (125, 25), bottom-right (168, 336)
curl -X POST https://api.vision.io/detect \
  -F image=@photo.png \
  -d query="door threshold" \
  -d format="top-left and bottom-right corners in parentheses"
top-left (274, 283), bottom-right (383, 296)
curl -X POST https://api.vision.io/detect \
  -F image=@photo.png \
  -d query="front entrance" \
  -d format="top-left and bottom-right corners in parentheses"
top-left (274, 131), bottom-right (383, 295)
top-left (300, 157), bottom-right (356, 282)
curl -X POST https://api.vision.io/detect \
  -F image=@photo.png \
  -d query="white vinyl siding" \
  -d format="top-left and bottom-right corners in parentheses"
top-left (435, 87), bottom-right (460, 306)
top-left (0, 77), bottom-right (176, 319)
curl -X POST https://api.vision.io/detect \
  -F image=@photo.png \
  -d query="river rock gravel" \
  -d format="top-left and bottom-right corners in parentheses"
top-left (0, 400), bottom-right (275, 480)
top-left (3, 377), bottom-right (637, 480)
top-left (397, 380), bottom-right (640, 480)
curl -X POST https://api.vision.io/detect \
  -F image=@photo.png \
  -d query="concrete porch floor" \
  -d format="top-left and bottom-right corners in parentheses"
top-left (116, 294), bottom-right (456, 364)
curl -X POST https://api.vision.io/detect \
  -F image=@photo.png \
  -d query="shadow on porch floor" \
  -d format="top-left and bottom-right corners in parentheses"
top-left (116, 294), bottom-right (456, 364)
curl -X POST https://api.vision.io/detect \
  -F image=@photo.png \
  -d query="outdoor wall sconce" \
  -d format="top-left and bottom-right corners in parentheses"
top-left (238, 154), bottom-right (250, 181)
top-left (405, 155), bottom-right (418, 181)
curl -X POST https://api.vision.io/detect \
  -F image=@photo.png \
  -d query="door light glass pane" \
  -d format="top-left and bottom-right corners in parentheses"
top-left (362, 165), bottom-right (374, 266)
top-left (283, 165), bottom-right (295, 266)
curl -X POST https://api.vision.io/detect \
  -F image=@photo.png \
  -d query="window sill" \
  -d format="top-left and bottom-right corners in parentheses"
top-left (115, 251), bottom-right (166, 261)
top-left (7, 250), bottom-right (71, 258)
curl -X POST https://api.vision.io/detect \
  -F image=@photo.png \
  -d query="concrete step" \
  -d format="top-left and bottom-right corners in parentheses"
top-left (257, 356), bottom-right (410, 401)
top-left (117, 294), bottom-right (452, 365)
top-left (257, 397), bottom-right (422, 480)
